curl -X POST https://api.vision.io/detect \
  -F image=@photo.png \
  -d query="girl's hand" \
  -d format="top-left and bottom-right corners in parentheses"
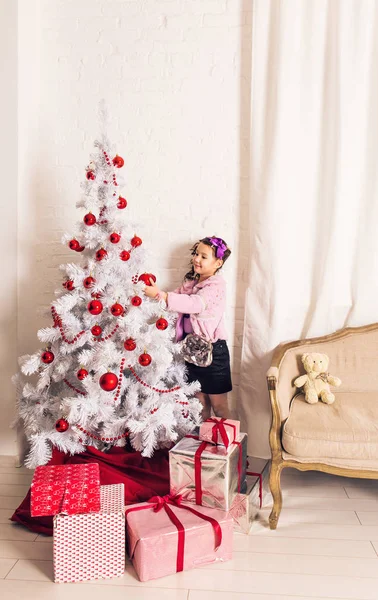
top-left (144, 279), bottom-right (167, 302)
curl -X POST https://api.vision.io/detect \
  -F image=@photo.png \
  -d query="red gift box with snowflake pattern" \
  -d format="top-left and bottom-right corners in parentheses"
top-left (31, 463), bottom-right (101, 517)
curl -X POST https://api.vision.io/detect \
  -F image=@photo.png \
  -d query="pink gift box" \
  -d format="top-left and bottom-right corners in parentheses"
top-left (53, 484), bottom-right (125, 583)
top-left (199, 417), bottom-right (240, 448)
top-left (31, 463), bottom-right (100, 517)
top-left (126, 494), bottom-right (233, 582)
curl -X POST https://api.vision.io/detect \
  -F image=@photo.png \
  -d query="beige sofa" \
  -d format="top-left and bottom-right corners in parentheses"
top-left (266, 323), bottom-right (378, 530)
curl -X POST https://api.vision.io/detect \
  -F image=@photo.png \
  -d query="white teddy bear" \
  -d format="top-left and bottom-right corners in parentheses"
top-left (294, 352), bottom-right (342, 405)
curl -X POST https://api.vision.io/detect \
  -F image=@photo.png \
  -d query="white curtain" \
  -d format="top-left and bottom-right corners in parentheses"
top-left (239, 0), bottom-right (378, 458)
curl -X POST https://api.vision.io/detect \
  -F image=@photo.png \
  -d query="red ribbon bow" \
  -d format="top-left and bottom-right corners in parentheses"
top-left (205, 417), bottom-right (236, 449)
top-left (125, 492), bottom-right (222, 573)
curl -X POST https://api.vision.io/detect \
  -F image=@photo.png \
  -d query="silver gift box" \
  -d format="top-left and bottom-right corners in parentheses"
top-left (169, 433), bottom-right (247, 511)
top-left (229, 482), bottom-right (259, 534)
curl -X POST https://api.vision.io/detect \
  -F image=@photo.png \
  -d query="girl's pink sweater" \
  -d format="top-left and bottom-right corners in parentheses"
top-left (166, 274), bottom-right (228, 343)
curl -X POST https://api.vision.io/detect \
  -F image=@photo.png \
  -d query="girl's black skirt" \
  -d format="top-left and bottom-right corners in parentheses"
top-left (185, 339), bottom-right (232, 395)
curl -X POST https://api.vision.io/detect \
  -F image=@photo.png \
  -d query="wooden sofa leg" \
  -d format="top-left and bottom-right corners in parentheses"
top-left (269, 461), bottom-right (283, 530)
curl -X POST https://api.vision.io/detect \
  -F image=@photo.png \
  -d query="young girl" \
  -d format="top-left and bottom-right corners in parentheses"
top-left (144, 236), bottom-right (232, 421)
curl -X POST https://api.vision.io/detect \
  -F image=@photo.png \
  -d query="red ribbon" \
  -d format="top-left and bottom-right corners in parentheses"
top-left (125, 493), bottom-right (222, 573)
top-left (205, 417), bottom-right (236, 449)
top-left (188, 434), bottom-right (243, 506)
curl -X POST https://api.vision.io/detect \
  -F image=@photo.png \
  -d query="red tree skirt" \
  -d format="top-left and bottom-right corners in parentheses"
top-left (11, 445), bottom-right (170, 535)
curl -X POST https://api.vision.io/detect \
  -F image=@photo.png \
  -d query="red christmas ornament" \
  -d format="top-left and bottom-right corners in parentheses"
top-left (131, 295), bottom-right (142, 307)
top-left (156, 318), bottom-right (168, 330)
top-left (77, 245), bottom-right (85, 252)
top-left (117, 196), bottom-right (127, 209)
top-left (91, 324), bottom-right (102, 336)
top-left (63, 280), bottom-right (75, 291)
top-left (69, 239), bottom-right (80, 251)
top-left (113, 155), bottom-right (124, 168)
top-left (138, 273), bottom-right (156, 286)
top-left (95, 248), bottom-right (108, 261)
top-left (77, 368), bottom-right (88, 380)
top-left (83, 276), bottom-right (96, 289)
top-left (55, 418), bottom-right (69, 432)
top-left (131, 235), bottom-right (142, 248)
top-left (86, 170), bottom-right (96, 180)
top-left (99, 372), bottom-right (118, 392)
top-left (87, 300), bottom-right (103, 315)
top-left (124, 338), bottom-right (136, 351)
top-left (41, 350), bottom-right (54, 364)
top-left (139, 353), bottom-right (152, 367)
top-left (110, 302), bottom-right (124, 317)
top-left (110, 232), bottom-right (121, 244)
top-left (83, 213), bottom-right (96, 226)
top-left (120, 250), bottom-right (130, 262)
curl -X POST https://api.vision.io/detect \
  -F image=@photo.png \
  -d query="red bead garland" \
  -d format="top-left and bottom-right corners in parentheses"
top-left (113, 358), bottom-right (126, 402)
top-left (128, 365), bottom-right (181, 394)
top-left (73, 424), bottom-right (129, 442)
top-left (51, 307), bottom-right (86, 345)
top-left (64, 378), bottom-right (87, 396)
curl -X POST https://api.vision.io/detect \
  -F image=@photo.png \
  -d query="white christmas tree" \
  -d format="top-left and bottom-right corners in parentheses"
top-left (15, 108), bottom-right (202, 468)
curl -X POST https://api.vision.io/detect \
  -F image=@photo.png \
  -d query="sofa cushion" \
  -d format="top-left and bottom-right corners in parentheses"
top-left (282, 392), bottom-right (378, 460)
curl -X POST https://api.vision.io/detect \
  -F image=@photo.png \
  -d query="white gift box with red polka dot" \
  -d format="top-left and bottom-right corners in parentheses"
top-left (53, 484), bottom-right (125, 583)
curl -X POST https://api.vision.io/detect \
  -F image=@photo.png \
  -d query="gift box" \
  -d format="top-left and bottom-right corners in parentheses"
top-left (53, 484), bottom-right (125, 583)
top-left (126, 493), bottom-right (233, 582)
top-left (229, 483), bottom-right (257, 534)
top-left (169, 433), bottom-right (247, 510)
top-left (230, 470), bottom-right (264, 534)
top-left (31, 463), bottom-right (100, 517)
top-left (199, 417), bottom-right (240, 448)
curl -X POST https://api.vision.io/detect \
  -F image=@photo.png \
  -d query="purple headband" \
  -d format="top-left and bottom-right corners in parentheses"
top-left (208, 237), bottom-right (227, 259)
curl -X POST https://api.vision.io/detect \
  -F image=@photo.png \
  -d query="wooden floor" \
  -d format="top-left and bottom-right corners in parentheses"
top-left (0, 456), bottom-right (378, 599)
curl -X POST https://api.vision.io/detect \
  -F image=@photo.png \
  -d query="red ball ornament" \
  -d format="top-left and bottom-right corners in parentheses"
top-left (110, 232), bottom-right (121, 244)
top-left (131, 295), bottom-right (142, 307)
top-left (86, 170), bottom-right (96, 180)
top-left (113, 155), bottom-right (124, 168)
top-left (99, 372), bottom-right (118, 392)
top-left (124, 338), bottom-right (136, 351)
top-left (77, 368), bottom-right (88, 380)
top-left (91, 324), bottom-right (102, 336)
top-left (139, 353), bottom-right (152, 367)
top-left (110, 302), bottom-right (124, 317)
top-left (120, 250), bottom-right (130, 262)
top-left (83, 276), bottom-right (95, 289)
top-left (41, 350), bottom-right (54, 364)
top-left (117, 196), bottom-right (127, 209)
top-left (138, 273), bottom-right (156, 286)
top-left (83, 213), bottom-right (96, 226)
top-left (131, 235), bottom-right (142, 248)
top-left (77, 245), bottom-right (85, 252)
top-left (69, 239), bottom-right (80, 251)
top-left (88, 300), bottom-right (103, 315)
top-left (55, 418), bottom-right (69, 432)
top-left (156, 318), bottom-right (168, 331)
top-left (63, 280), bottom-right (75, 291)
top-left (95, 248), bottom-right (108, 261)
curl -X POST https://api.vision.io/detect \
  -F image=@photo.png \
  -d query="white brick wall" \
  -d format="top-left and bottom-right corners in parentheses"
top-left (4, 0), bottom-right (252, 455)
